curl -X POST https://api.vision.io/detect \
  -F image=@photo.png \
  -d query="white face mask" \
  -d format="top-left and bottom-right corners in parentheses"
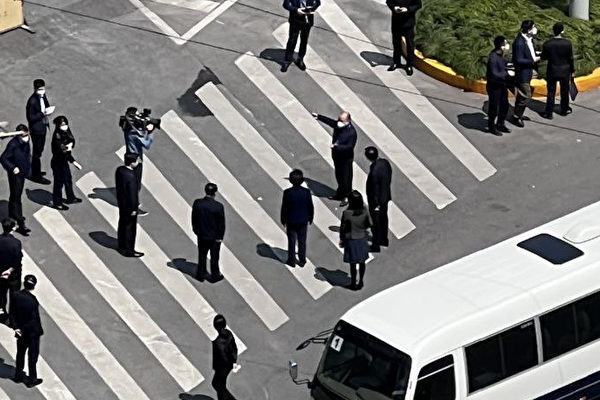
top-left (502, 43), bottom-right (510, 51)
top-left (37, 89), bottom-right (45, 96)
top-left (20, 135), bottom-right (30, 143)
top-left (337, 121), bottom-right (346, 128)
top-left (530, 27), bottom-right (537, 36)
top-left (60, 125), bottom-right (69, 131)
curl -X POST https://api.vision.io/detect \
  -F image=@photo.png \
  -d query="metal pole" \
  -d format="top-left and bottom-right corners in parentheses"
top-left (569, 0), bottom-right (589, 21)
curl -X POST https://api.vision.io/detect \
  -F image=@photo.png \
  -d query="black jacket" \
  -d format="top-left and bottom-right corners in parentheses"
top-left (9, 290), bottom-right (43, 337)
top-left (316, 115), bottom-right (357, 159)
top-left (486, 50), bottom-right (509, 86)
top-left (366, 158), bottom-right (392, 207)
top-left (541, 37), bottom-right (575, 79)
top-left (0, 136), bottom-right (31, 178)
top-left (26, 93), bottom-right (50, 136)
top-left (192, 196), bottom-right (225, 241)
top-left (512, 34), bottom-right (536, 83)
top-left (212, 328), bottom-right (237, 371)
top-left (281, 186), bottom-right (314, 225)
top-left (115, 166), bottom-right (139, 214)
top-left (283, 0), bottom-right (321, 25)
top-left (51, 128), bottom-right (76, 164)
top-left (0, 233), bottom-right (22, 280)
top-left (386, 0), bottom-right (422, 29)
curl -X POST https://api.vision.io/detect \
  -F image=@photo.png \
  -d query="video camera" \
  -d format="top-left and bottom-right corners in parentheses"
top-left (119, 107), bottom-right (161, 133)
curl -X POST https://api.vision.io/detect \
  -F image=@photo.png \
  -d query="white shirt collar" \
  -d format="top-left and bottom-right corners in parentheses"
top-left (521, 33), bottom-right (536, 60)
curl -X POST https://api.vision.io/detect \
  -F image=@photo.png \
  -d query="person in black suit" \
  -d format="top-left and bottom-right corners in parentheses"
top-left (192, 183), bottom-right (226, 282)
top-left (212, 314), bottom-right (239, 400)
top-left (51, 116), bottom-right (82, 210)
top-left (364, 147), bottom-right (392, 252)
top-left (25, 79), bottom-right (52, 184)
top-left (115, 153), bottom-right (142, 257)
top-left (0, 218), bottom-right (22, 316)
top-left (281, 0), bottom-right (321, 72)
top-left (511, 20), bottom-right (540, 128)
top-left (541, 22), bottom-right (575, 119)
top-left (10, 274), bottom-right (43, 388)
top-left (486, 36), bottom-right (514, 136)
top-left (281, 169), bottom-right (314, 267)
top-left (312, 110), bottom-right (357, 207)
top-left (386, 0), bottom-right (422, 75)
top-left (1, 125), bottom-right (32, 236)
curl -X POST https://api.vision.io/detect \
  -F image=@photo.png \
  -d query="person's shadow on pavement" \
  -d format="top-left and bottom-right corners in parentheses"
top-left (179, 393), bottom-right (214, 400)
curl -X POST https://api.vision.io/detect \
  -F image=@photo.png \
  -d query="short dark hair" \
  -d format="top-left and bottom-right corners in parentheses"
top-left (364, 146), bottom-right (378, 161)
top-left (33, 79), bottom-right (45, 89)
top-left (124, 152), bottom-right (138, 166)
top-left (2, 218), bottom-right (15, 234)
top-left (347, 190), bottom-right (364, 212)
top-left (53, 115), bottom-right (68, 126)
top-left (521, 20), bottom-right (534, 33)
top-left (213, 314), bottom-right (226, 332)
top-left (23, 274), bottom-right (37, 290)
top-left (289, 169), bottom-right (304, 186)
top-left (553, 22), bottom-right (564, 36)
top-left (494, 35), bottom-right (506, 50)
top-left (205, 183), bottom-right (218, 196)
top-left (15, 124), bottom-right (28, 133)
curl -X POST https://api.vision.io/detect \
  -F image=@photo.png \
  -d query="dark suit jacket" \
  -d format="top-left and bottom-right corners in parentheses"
top-left (26, 93), bottom-right (50, 136)
top-left (541, 37), bottom-right (575, 79)
top-left (283, 0), bottom-right (321, 25)
top-left (9, 290), bottom-right (43, 337)
top-left (366, 158), bottom-right (392, 207)
top-left (281, 186), bottom-right (314, 225)
top-left (115, 166), bottom-right (139, 214)
top-left (0, 233), bottom-right (23, 279)
top-left (316, 115), bottom-right (357, 159)
top-left (386, 0), bottom-right (422, 29)
top-left (192, 196), bottom-right (225, 241)
top-left (486, 50), bottom-right (509, 86)
top-left (512, 34), bottom-right (536, 83)
top-left (0, 136), bottom-right (31, 178)
top-left (212, 329), bottom-right (237, 371)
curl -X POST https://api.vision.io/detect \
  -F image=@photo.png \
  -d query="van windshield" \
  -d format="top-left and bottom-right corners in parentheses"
top-left (315, 321), bottom-right (412, 400)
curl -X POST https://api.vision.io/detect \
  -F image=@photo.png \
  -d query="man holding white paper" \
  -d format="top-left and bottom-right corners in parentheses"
top-left (25, 78), bottom-right (54, 184)
top-left (281, 0), bottom-right (321, 72)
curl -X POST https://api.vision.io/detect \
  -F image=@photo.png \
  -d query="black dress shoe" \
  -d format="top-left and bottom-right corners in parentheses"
top-left (541, 112), bottom-right (553, 120)
top-left (298, 259), bottom-right (306, 267)
top-left (54, 204), bottom-right (69, 211)
top-left (196, 273), bottom-right (209, 282)
top-left (380, 240), bottom-right (389, 247)
top-left (29, 176), bottom-right (51, 185)
top-left (339, 200), bottom-right (348, 207)
top-left (26, 378), bottom-right (43, 388)
top-left (496, 124), bottom-right (511, 133)
top-left (122, 250), bottom-right (144, 258)
top-left (137, 208), bottom-right (149, 217)
top-left (406, 66), bottom-right (414, 76)
top-left (210, 274), bottom-right (225, 283)
top-left (387, 64), bottom-right (398, 71)
top-left (285, 259), bottom-right (296, 267)
top-left (357, 281), bottom-right (364, 290)
top-left (281, 62), bottom-right (290, 73)
top-left (510, 117), bottom-right (524, 128)
top-left (16, 226), bottom-right (30, 236)
top-left (559, 107), bottom-right (573, 116)
top-left (295, 59), bottom-right (306, 71)
top-left (13, 374), bottom-right (25, 383)
top-left (40, 171), bottom-right (46, 176)
top-left (65, 197), bottom-right (82, 204)
top-left (345, 282), bottom-right (357, 290)
top-left (328, 195), bottom-right (343, 201)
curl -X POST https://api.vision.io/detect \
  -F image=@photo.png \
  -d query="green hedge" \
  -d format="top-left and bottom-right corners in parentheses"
top-left (415, 0), bottom-right (600, 80)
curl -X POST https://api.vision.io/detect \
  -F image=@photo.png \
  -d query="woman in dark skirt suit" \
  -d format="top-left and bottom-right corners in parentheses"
top-left (51, 116), bottom-right (82, 210)
top-left (340, 190), bottom-right (372, 290)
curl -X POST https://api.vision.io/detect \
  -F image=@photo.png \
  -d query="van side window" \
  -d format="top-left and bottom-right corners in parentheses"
top-left (414, 355), bottom-right (455, 400)
top-left (466, 320), bottom-right (537, 393)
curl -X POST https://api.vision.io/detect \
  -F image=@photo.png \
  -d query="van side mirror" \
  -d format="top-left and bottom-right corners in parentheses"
top-left (289, 360), bottom-right (298, 381)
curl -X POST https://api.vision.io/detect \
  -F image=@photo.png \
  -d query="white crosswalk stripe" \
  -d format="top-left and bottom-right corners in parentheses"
top-left (160, 111), bottom-right (333, 299)
top-left (318, 0), bottom-right (497, 182)
top-left (76, 171), bottom-right (248, 351)
top-left (21, 252), bottom-right (152, 400)
top-left (0, 327), bottom-right (76, 400)
top-left (0, 386), bottom-right (9, 400)
top-left (33, 207), bottom-right (203, 392)
top-left (151, 0), bottom-right (220, 13)
top-left (235, 52), bottom-right (416, 239)
top-left (273, 24), bottom-right (456, 210)
top-left (115, 149), bottom-right (290, 330)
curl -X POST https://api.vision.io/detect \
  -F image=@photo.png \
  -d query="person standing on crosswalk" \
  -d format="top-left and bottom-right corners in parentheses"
top-left (212, 314), bottom-right (239, 400)
top-left (281, 169), bottom-right (314, 267)
top-left (192, 183), bottom-right (225, 282)
top-left (1, 125), bottom-right (32, 236)
top-left (364, 147), bottom-right (392, 252)
top-left (50, 116), bottom-right (82, 210)
top-left (386, 0), bottom-right (422, 75)
top-left (312, 110), bottom-right (357, 207)
top-left (115, 153), bottom-right (143, 258)
top-left (10, 274), bottom-right (44, 388)
top-left (25, 79), bottom-right (53, 184)
top-left (281, 0), bottom-right (321, 72)
top-left (340, 191), bottom-right (371, 290)
top-left (0, 218), bottom-right (22, 317)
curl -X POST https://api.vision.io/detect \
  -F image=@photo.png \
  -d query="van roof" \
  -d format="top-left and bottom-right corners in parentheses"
top-left (342, 201), bottom-right (600, 363)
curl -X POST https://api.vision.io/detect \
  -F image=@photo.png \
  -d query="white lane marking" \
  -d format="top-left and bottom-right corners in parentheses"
top-left (127, 0), bottom-right (186, 45)
top-left (235, 53), bottom-right (415, 239)
top-left (33, 208), bottom-right (203, 391)
top-left (22, 252), bottom-right (152, 400)
top-left (0, 386), bottom-right (8, 400)
top-left (273, 24), bottom-right (456, 210)
top-left (180, 0), bottom-right (239, 43)
top-left (151, 0), bottom-right (219, 13)
top-left (117, 150), bottom-right (289, 329)
top-left (77, 171), bottom-right (247, 351)
top-left (161, 111), bottom-right (332, 299)
top-left (0, 327), bottom-right (77, 400)
top-left (318, 0), bottom-right (497, 181)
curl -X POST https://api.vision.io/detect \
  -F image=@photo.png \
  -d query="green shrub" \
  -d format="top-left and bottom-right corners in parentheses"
top-left (415, 0), bottom-right (600, 80)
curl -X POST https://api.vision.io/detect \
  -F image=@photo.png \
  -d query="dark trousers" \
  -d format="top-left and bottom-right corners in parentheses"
top-left (486, 83), bottom-right (509, 130)
top-left (134, 163), bottom-right (143, 193)
top-left (513, 81), bottom-right (532, 118)
top-left (286, 223), bottom-right (308, 265)
top-left (0, 278), bottom-right (20, 312)
top-left (117, 211), bottom-right (137, 253)
top-left (51, 159), bottom-right (75, 206)
top-left (545, 76), bottom-right (570, 115)
top-left (7, 173), bottom-right (26, 227)
top-left (333, 155), bottom-right (353, 199)
top-left (212, 368), bottom-right (236, 400)
top-left (15, 334), bottom-right (40, 381)
top-left (197, 239), bottom-right (222, 279)
top-left (349, 263), bottom-right (366, 285)
top-left (285, 21), bottom-right (311, 62)
top-left (369, 203), bottom-right (389, 249)
top-left (392, 24), bottom-right (415, 67)
top-left (31, 133), bottom-right (46, 178)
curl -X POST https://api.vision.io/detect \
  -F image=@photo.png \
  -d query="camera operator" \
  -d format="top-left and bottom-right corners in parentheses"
top-left (121, 107), bottom-right (157, 217)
